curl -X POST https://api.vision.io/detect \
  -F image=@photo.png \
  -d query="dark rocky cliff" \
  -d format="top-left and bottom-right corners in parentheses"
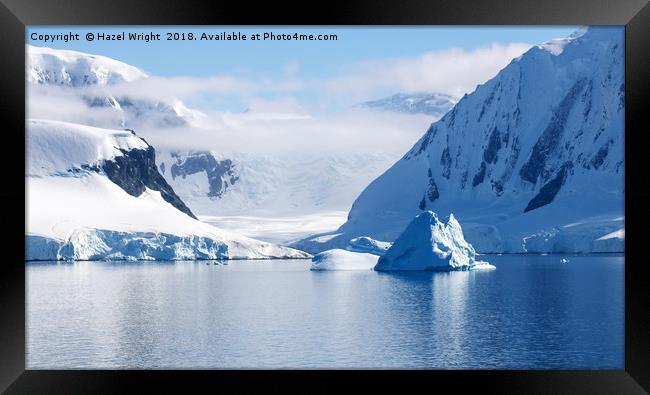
top-left (82, 135), bottom-right (197, 219)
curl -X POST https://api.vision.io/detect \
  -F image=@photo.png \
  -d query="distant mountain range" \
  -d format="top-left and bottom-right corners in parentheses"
top-left (356, 92), bottom-right (456, 117)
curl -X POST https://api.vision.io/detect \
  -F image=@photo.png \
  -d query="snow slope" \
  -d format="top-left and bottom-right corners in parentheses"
top-left (27, 119), bottom-right (149, 176)
top-left (26, 119), bottom-right (310, 261)
top-left (296, 27), bottom-right (624, 254)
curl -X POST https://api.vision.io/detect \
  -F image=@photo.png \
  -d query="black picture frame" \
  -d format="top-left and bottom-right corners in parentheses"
top-left (1, 0), bottom-right (649, 392)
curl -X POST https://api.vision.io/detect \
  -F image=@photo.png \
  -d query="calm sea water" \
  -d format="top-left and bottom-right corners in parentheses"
top-left (26, 254), bottom-right (624, 369)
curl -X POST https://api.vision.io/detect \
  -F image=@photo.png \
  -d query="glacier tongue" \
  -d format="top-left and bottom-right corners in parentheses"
top-left (375, 211), bottom-right (494, 271)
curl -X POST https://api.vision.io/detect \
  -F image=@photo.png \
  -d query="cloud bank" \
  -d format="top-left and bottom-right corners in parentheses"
top-left (27, 41), bottom-right (534, 154)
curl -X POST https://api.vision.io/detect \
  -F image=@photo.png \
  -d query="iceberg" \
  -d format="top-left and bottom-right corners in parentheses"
top-left (310, 249), bottom-right (379, 271)
top-left (375, 211), bottom-right (494, 271)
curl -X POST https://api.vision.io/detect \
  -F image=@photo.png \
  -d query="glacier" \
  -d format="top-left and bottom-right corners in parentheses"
top-left (296, 27), bottom-right (625, 254)
top-left (375, 212), bottom-right (494, 271)
top-left (26, 119), bottom-right (310, 261)
top-left (156, 150), bottom-right (400, 218)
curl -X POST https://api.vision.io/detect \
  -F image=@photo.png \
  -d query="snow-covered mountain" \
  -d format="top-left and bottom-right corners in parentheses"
top-left (296, 27), bottom-right (624, 254)
top-left (26, 119), bottom-right (309, 261)
top-left (28, 45), bottom-right (147, 86)
top-left (357, 92), bottom-right (456, 117)
top-left (27, 45), bottom-right (201, 129)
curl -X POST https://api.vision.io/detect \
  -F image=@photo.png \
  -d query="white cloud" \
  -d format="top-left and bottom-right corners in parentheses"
top-left (27, 41), bottom-right (535, 155)
top-left (139, 108), bottom-right (436, 155)
top-left (321, 42), bottom-right (533, 101)
top-left (63, 41), bottom-right (533, 113)
top-left (27, 82), bottom-right (437, 155)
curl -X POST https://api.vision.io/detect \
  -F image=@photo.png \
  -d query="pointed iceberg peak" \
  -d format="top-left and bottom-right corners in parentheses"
top-left (418, 211), bottom-right (461, 234)
top-left (445, 212), bottom-right (459, 226)
top-left (375, 211), bottom-right (495, 271)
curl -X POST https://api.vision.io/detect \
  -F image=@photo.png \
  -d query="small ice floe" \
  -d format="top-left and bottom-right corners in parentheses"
top-left (310, 249), bottom-right (379, 271)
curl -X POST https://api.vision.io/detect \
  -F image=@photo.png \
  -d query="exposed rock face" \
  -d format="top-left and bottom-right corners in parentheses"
top-left (524, 163), bottom-right (570, 213)
top-left (519, 78), bottom-right (587, 185)
top-left (170, 152), bottom-right (238, 199)
top-left (93, 141), bottom-right (197, 219)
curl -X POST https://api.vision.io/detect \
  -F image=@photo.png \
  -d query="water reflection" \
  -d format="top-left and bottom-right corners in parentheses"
top-left (26, 256), bottom-right (623, 369)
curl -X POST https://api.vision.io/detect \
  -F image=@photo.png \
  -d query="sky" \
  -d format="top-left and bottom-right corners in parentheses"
top-left (27, 26), bottom-right (579, 113)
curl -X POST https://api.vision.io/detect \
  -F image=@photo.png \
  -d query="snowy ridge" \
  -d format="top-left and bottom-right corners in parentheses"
top-left (27, 119), bottom-right (148, 176)
top-left (27, 45), bottom-right (200, 129)
top-left (537, 27), bottom-right (588, 56)
top-left (296, 27), bottom-right (624, 254)
top-left (26, 120), bottom-right (310, 261)
top-left (27, 45), bottom-right (147, 86)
